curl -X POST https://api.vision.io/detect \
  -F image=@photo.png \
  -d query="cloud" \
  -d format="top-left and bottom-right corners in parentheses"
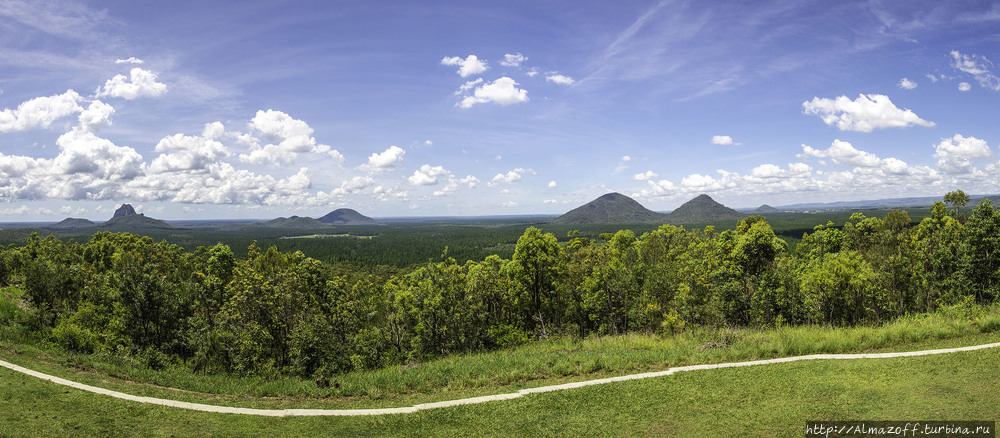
top-left (799, 139), bottom-right (882, 167)
top-left (959, 82), bottom-right (972, 91)
top-left (501, 53), bottom-right (526, 67)
top-left (950, 50), bottom-right (1000, 90)
top-left (127, 164), bottom-right (314, 205)
top-left (547, 180), bottom-right (557, 188)
top-left (52, 127), bottom-right (143, 180)
top-left (621, 155), bottom-right (632, 161)
top-left (456, 78), bottom-right (483, 94)
top-left (545, 73), bottom-right (575, 85)
top-left (457, 77), bottom-right (528, 108)
top-left (0, 90), bottom-right (84, 132)
top-left (331, 175), bottom-right (374, 196)
top-left (238, 110), bottom-right (339, 166)
top-left (934, 134), bottom-right (992, 174)
top-left (148, 133), bottom-right (230, 173)
top-left (633, 170), bottom-right (659, 181)
top-left (115, 57), bottom-right (144, 64)
top-left (802, 94), bottom-right (935, 132)
top-left (489, 167), bottom-right (535, 186)
top-left (77, 100), bottom-right (114, 131)
top-left (358, 145), bottom-right (405, 173)
top-left (711, 135), bottom-right (741, 146)
top-left (408, 164), bottom-right (450, 186)
top-left (926, 74), bottom-right (939, 83)
top-left (898, 78), bottom-right (917, 90)
top-left (95, 67), bottom-right (167, 100)
top-left (373, 185), bottom-right (409, 202)
top-left (441, 54), bottom-right (488, 77)
top-left (434, 175), bottom-right (479, 196)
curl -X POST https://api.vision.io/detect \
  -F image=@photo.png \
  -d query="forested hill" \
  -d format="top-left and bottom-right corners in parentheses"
top-left (262, 216), bottom-right (329, 228)
top-left (316, 208), bottom-right (377, 225)
top-left (552, 192), bottom-right (745, 225)
top-left (664, 194), bottom-right (746, 224)
top-left (552, 192), bottom-right (669, 224)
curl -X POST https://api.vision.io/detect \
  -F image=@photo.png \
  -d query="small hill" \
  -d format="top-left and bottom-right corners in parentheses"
top-left (262, 216), bottom-right (330, 228)
top-left (46, 218), bottom-right (96, 230)
top-left (664, 194), bottom-right (746, 224)
top-left (752, 204), bottom-right (780, 214)
top-left (112, 204), bottom-right (137, 218)
top-left (552, 192), bottom-right (669, 224)
top-left (316, 208), bottom-right (377, 225)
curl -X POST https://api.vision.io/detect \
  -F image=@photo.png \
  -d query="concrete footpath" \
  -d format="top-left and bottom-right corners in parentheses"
top-left (3, 341), bottom-right (1000, 417)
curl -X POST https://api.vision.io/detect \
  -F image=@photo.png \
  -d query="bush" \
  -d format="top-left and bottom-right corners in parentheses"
top-left (51, 320), bottom-right (98, 354)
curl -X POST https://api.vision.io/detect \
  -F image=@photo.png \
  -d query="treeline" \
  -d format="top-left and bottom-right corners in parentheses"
top-left (2, 196), bottom-right (999, 379)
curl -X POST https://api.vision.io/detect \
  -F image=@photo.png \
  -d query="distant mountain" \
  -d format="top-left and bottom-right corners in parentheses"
top-left (46, 218), bottom-right (95, 230)
top-left (112, 204), bottom-right (137, 218)
top-left (100, 204), bottom-right (173, 229)
top-left (316, 208), bottom-right (377, 225)
top-left (100, 214), bottom-right (173, 229)
top-left (552, 192), bottom-right (669, 224)
top-left (751, 204), bottom-right (780, 214)
top-left (262, 216), bottom-right (330, 228)
top-left (663, 194), bottom-right (746, 224)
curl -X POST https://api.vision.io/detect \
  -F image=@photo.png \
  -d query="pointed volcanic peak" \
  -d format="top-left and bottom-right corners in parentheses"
top-left (752, 204), bottom-right (780, 214)
top-left (552, 192), bottom-right (669, 224)
top-left (112, 203), bottom-right (137, 218)
top-left (664, 194), bottom-right (746, 224)
top-left (100, 204), bottom-right (172, 229)
top-left (316, 208), bottom-right (377, 225)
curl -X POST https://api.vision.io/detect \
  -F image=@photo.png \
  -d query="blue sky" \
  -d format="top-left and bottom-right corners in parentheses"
top-left (1, 0), bottom-right (1000, 220)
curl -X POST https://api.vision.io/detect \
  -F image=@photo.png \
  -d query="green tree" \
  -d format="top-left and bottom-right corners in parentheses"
top-left (944, 189), bottom-right (970, 218)
top-left (509, 227), bottom-right (563, 337)
top-left (961, 199), bottom-right (1000, 302)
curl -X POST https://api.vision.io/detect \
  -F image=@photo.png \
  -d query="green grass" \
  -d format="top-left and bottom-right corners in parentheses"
top-left (1, 343), bottom-right (998, 436)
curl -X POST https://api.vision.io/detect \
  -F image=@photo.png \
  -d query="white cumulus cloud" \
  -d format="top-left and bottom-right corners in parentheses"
top-left (239, 110), bottom-right (340, 166)
top-left (934, 134), bottom-right (992, 174)
top-left (800, 140), bottom-right (882, 167)
top-left (149, 133), bottom-right (230, 173)
top-left (457, 77), bottom-right (528, 108)
top-left (408, 164), bottom-right (450, 186)
top-left (441, 54), bottom-right (488, 77)
top-left (501, 53), bottom-right (526, 67)
top-left (898, 78), bottom-right (917, 90)
top-left (633, 170), bottom-right (659, 181)
top-left (711, 135), bottom-right (741, 146)
top-left (489, 167), bottom-right (535, 186)
top-left (545, 73), bottom-right (575, 85)
top-left (802, 94), bottom-right (935, 132)
top-left (959, 82), bottom-right (972, 91)
top-left (95, 67), bottom-right (167, 100)
top-left (115, 57), bottom-right (144, 64)
top-left (358, 145), bottom-right (405, 173)
top-left (0, 90), bottom-right (84, 132)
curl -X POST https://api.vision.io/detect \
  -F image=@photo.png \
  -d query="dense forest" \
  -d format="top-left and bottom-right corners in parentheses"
top-left (1, 193), bottom-right (997, 381)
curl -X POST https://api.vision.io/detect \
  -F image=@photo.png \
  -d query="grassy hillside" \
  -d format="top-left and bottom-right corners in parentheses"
top-left (2, 325), bottom-right (999, 436)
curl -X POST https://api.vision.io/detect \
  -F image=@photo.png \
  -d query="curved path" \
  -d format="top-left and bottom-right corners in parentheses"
top-left (4, 341), bottom-right (1000, 417)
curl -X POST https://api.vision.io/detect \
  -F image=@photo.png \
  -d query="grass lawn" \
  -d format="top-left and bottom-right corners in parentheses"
top-left (1, 345), bottom-right (998, 437)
